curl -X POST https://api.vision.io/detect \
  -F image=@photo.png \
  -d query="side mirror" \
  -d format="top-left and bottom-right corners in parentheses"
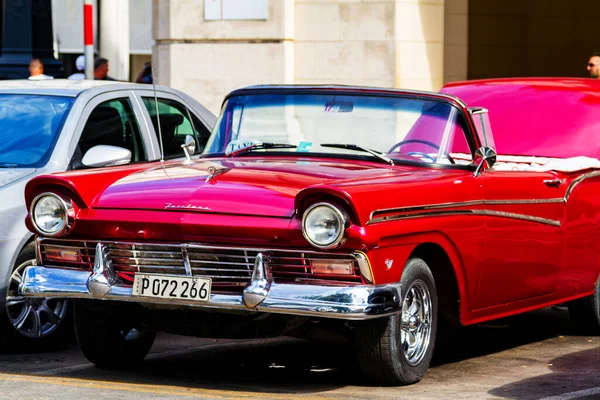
top-left (473, 146), bottom-right (496, 176)
top-left (82, 145), bottom-right (132, 168)
top-left (181, 134), bottom-right (196, 163)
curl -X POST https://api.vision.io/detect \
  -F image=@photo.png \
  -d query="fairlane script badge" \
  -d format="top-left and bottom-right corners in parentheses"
top-left (165, 203), bottom-right (211, 211)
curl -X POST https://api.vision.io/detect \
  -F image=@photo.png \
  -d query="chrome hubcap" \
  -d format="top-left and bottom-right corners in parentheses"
top-left (400, 279), bottom-right (432, 366)
top-left (6, 259), bottom-right (68, 338)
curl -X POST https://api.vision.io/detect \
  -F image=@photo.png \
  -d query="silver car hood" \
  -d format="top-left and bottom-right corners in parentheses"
top-left (0, 168), bottom-right (36, 189)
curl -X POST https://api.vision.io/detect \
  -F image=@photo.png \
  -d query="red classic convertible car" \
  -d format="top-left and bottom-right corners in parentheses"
top-left (19, 81), bottom-right (600, 385)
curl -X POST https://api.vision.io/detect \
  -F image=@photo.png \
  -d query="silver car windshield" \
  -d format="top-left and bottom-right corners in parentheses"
top-left (0, 94), bottom-right (74, 168)
top-left (204, 93), bottom-right (472, 166)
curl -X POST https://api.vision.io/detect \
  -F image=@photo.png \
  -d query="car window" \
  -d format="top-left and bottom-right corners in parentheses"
top-left (447, 116), bottom-right (474, 164)
top-left (72, 98), bottom-right (146, 169)
top-left (142, 97), bottom-right (211, 159)
top-left (0, 95), bottom-right (74, 168)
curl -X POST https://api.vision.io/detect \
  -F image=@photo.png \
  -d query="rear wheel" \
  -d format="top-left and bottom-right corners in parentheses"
top-left (567, 277), bottom-right (600, 333)
top-left (355, 257), bottom-right (438, 385)
top-left (74, 300), bottom-right (156, 368)
top-left (0, 243), bottom-right (71, 349)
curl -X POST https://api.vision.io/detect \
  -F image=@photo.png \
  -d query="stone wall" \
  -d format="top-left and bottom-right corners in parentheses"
top-left (154, 0), bottom-right (447, 114)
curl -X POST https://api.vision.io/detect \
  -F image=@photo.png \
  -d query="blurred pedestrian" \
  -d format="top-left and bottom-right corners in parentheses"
top-left (586, 52), bottom-right (600, 78)
top-left (94, 57), bottom-right (116, 81)
top-left (135, 62), bottom-right (153, 84)
top-left (28, 58), bottom-right (53, 80)
top-left (68, 55), bottom-right (85, 80)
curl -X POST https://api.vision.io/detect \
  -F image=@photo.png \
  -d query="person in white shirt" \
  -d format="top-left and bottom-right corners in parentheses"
top-left (68, 55), bottom-right (85, 80)
top-left (28, 58), bottom-right (54, 80)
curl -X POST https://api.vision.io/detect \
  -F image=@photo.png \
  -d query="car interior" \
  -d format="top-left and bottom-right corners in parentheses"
top-left (150, 113), bottom-right (186, 158)
top-left (70, 103), bottom-right (146, 169)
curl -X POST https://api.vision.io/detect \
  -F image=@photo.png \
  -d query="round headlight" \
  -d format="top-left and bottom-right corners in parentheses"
top-left (302, 203), bottom-right (348, 249)
top-left (31, 193), bottom-right (73, 236)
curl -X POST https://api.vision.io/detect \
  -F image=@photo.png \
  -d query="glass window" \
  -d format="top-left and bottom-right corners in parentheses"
top-left (73, 98), bottom-right (146, 169)
top-left (0, 95), bottom-right (74, 168)
top-left (142, 97), bottom-right (211, 159)
top-left (205, 93), bottom-right (473, 166)
top-left (468, 107), bottom-right (496, 150)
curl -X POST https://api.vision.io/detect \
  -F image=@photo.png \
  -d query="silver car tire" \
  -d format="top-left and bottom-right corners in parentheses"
top-left (354, 257), bottom-right (438, 385)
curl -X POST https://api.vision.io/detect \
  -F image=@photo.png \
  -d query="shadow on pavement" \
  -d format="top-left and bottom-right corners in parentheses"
top-left (68, 338), bottom-right (356, 394)
top-left (433, 306), bottom-right (575, 366)
top-left (488, 347), bottom-right (600, 400)
top-left (0, 306), bottom-right (595, 395)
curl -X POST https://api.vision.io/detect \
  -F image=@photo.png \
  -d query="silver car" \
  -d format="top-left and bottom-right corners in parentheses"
top-left (0, 79), bottom-right (215, 346)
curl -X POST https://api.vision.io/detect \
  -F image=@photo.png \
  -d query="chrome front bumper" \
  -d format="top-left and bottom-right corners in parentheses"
top-left (19, 246), bottom-right (401, 320)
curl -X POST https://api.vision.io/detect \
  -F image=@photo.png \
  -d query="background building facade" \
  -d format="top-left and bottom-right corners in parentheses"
top-left (52, 0), bottom-right (154, 80)
top-left (50, 0), bottom-right (600, 114)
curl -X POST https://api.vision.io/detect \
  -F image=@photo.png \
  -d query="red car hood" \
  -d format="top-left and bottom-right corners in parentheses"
top-left (93, 158), bottom-right (421, 217)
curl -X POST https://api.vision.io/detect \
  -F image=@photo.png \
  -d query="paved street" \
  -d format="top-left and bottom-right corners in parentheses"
top-left (0, 307), bottom-right (598, 400)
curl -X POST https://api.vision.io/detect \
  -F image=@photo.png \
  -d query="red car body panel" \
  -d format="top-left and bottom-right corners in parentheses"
top-left (23, 82), bottom-right (600, 327)
top-left (442, 77), bottom-right (600, 158)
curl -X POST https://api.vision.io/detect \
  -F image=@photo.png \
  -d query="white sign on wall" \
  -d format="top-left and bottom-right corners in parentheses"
top-left (204, 0), bottom-right (269, 21)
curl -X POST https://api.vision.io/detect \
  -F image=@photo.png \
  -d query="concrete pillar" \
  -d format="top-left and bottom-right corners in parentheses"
top-left (295, 0), bottom-right (396, 88)
top-left (394, 0), bottom-right (445, 91)
top-left (153, 0), bottom-right (295, 115)
top-left (294, 0), bottom-right (445, 91)
top-left (444, 0), bottom-right (468, 84)
top-left (100, 0), bottom-right (129, 80)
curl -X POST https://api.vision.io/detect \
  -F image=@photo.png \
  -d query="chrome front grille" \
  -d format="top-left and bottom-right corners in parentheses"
top-left (39, 239), bottom-right (364, 294)
top-left (109, 244), bottom-right (257, 291)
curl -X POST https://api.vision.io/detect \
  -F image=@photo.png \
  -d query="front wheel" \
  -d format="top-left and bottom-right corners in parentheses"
top-left (355, 257), bottom-right (438, 385)
top-left (73, 300), bottom-right (156, 368)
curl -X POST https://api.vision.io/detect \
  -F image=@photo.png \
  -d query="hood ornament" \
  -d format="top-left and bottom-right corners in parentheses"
top-left (206, 165), bottom-right (230, 183)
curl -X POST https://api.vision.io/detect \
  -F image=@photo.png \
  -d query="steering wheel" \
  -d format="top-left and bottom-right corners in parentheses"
top-left (406, 151), bottom-right (436, 162)
top-left (387, 139), bottom-right (455, 164)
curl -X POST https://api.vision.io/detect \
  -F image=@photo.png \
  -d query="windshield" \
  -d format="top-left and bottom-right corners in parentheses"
top-left (204, 92), bottom-right (473, 166)
top-left (0, 94), bottom-right (74, 168)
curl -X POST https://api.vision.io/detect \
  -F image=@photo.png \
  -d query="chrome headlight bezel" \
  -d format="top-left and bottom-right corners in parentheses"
top-left (30, 192), bottom-right (74, 237)
top-left (301, 202), bottom-right (348, 250)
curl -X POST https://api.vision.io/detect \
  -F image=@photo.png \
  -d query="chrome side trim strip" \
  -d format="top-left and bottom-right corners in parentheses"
top-left (564, 171), bottom-right (600, 201)
top-left (369, 170), bottom-right (600, 226)
top-left (481, 210), bottom-right (561, 227)
top-left (368, 209), bottom-right (561, 227)
top-left (369, 198), bottom-right (564, 221)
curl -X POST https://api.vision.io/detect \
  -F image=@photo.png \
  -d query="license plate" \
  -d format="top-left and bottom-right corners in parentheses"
top-left (132, 274), bottom-right (211, 302)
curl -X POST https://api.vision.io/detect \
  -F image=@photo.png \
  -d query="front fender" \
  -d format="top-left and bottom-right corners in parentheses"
top-left (367, 230), bottom-right (471, 324)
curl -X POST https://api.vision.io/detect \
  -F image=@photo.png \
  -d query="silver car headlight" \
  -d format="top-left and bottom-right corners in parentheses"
top-left (31, 192), bottom-right (73, 237)
top-left (302, 203), bottom-right (348, 249)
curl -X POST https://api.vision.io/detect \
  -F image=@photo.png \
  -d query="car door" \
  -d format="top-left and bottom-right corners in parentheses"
top-left (473, 169), bottom-right (566, 309)
top-left (133, 91), bottom-right (214, 161)
top-left (67, 91), bottom-right (155, 170)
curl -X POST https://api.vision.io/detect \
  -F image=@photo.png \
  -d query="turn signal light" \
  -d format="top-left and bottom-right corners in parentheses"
top-left (311, 260), bottom-right (355, 275)
top-left (45, 247), bottom-right (81, 262)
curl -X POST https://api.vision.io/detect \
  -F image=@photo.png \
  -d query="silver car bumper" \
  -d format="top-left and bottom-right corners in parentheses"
top-left (19, 250), bottom-right (401, 320)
